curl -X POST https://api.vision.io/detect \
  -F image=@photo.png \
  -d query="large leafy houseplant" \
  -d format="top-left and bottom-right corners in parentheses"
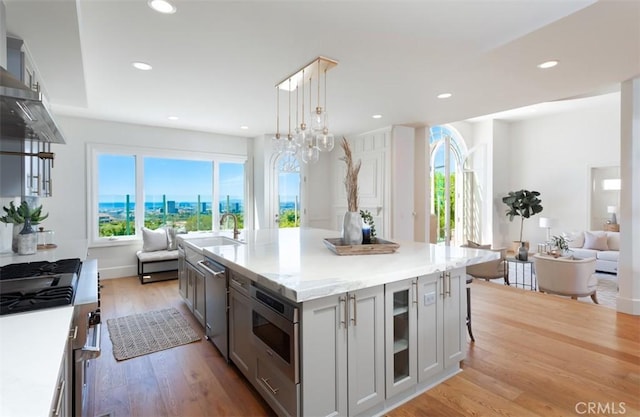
top-left (502, 189), bottom-right (543, 243)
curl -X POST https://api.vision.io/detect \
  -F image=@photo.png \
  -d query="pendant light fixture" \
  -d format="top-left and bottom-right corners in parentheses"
top-left (273, 56), bottom-right (338, 164)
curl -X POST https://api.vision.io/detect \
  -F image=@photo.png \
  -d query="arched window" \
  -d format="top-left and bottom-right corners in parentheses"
top-left (429, 126), bottom-right (468, 245)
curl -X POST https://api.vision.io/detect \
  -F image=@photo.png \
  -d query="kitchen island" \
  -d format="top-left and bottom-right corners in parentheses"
top-left (196, 228), bottom-right (498, 417)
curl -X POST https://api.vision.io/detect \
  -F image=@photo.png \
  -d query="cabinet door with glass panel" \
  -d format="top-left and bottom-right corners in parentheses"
top-left (384, 278), bottom-right (418, 397)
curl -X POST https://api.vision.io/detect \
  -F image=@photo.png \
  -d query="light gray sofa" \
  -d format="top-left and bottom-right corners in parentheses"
top-left (566, 231), bottom-right (619, 274)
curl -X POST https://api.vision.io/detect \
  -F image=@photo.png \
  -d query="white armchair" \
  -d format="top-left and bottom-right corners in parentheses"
top-left (532, 254), bottom-right (599, 303)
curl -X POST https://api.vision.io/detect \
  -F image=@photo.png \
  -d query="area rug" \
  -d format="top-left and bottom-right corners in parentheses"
top-left (106, 308), bottom-right (201, 361)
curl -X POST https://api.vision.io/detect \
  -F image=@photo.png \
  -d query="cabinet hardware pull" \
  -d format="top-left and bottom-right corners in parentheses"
top-left (446, 272), bottom-right (451, 297)
top-left (339, 296), bottom-right (347, 328)
top-left (69, 326), bottom-right (78, 341)
top-left (52, 379), bottom-right (65, 416)
top-left (439, 273), bottom-right (445, 298)
top-left (261, 377), bottom-right (279, 395)
top-left (412, 281), bottom-right (418, 306)
top-left (350, 294), bottom-right (357, 326)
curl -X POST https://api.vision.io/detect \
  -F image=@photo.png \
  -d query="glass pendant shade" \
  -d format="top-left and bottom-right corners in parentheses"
top-left (316, 130), bottom-right (334, 152)
top-left (295, 124), bottom-right (307, 147)
top-left (301, 144), bottom-right (319, 164)
top-left (310, 108), bottom-right (324, 132)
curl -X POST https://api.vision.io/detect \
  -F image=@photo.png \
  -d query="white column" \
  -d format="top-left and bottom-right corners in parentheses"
top-left (617, 78), bottom-right (640, 315)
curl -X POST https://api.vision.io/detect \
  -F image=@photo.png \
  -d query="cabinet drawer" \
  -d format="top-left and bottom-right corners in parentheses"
top-left (255, 355), bottom-right (299, 417)
top-left (229, 270), bottom-right (251, 296)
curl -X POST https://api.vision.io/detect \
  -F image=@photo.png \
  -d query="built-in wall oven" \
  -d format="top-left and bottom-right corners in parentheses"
top-left (250, 284), bottom-right (300, 416)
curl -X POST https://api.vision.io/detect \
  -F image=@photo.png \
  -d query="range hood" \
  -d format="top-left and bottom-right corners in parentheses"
top-left (0, 66), bottom-right (66, 144)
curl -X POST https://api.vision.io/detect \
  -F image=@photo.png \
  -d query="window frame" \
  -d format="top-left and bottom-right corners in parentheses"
top-left (87, 143), bottom-right (247, 247)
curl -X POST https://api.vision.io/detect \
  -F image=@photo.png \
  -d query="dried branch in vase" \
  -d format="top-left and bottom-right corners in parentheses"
top-left (340, 137), bottom-right (361, 212)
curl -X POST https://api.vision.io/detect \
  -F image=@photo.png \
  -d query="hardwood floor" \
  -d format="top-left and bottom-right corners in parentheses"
top-left (93, 277), bottom-right (639, 417)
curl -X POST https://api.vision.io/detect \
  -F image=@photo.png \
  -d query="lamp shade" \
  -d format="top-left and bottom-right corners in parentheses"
top-left (539, 217), bottom-right (554, 228)
top-left (607, 206), bottom-right (617, 214)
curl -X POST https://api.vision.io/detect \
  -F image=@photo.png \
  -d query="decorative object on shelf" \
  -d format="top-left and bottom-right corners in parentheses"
top-left (323, 237), bottom-right (399, 255)
top-left (272, 56), bottom-right (338, 164)
top-left (502, 189), bottom-right (543, 252)
top-left (538, 217), bottom-right (555, 242)
top-left (1, 200), bottom-right (49, 253)
top-left (340, 137), bottom-right (362, 245)
top-left (517, 241), bottom-right (528, 261)
top-left (17, 218), bottom-right (37, 255)
top-left (359, 209), bottom-right (377, 243)
top-left (607, 205), bottom-right (617, 224)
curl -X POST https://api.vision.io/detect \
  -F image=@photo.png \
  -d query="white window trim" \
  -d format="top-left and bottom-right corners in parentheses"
top-left (86, 142), bottom-right (247, 247)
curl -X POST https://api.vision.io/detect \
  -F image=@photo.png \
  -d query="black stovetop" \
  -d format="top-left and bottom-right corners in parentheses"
top-left (0, 258), bottom-right (82, 315)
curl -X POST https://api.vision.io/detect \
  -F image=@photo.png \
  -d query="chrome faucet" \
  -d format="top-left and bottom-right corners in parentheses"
top-left (220, 213), bottom-right (240, 240)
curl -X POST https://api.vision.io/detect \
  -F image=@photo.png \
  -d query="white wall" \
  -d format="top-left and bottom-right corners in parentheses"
top-left (486, 93), bottom-right (620, 247)
top-left (35, 115), bottom-right (249, 278)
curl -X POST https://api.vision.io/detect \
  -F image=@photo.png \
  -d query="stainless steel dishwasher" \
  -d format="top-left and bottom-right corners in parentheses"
top-left (198, 256), bottom-right (229, 361)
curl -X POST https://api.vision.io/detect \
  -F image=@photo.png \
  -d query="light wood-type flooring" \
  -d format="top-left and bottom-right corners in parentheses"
top-left (92, 277), bottom-right (639, 417)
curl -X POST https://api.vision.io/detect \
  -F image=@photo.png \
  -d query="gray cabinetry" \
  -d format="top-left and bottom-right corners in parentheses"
top-left (183, 262), bottom-right (205, 327)
top-left (178, 247), bottom-right (187, 299)
top-left (417, 268), bottom-right (465, 382)
top-left (50, 337), bottom-right (71, 417)
top-left (229, 270), bottom-right (253, 378)
top-left (301, 285), bottom-right (385, 417)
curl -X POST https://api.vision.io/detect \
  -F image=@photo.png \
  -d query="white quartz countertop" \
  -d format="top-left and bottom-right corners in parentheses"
top-left (202, 228), bottom-right (499, 303)
top-left (0, 306), bottom-right (73, 417)
top-left (0, 239), bottom-right (88, 266)
top-left (0, 240), bottom-right (89, 416)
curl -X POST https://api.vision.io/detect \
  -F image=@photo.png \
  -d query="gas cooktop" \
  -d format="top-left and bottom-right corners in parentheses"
top-left (0, 258), bottom-right (82, 315)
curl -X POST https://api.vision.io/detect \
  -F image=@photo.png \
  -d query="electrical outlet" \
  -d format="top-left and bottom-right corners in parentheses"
top-left (424, 292), bottom-right (436, 306)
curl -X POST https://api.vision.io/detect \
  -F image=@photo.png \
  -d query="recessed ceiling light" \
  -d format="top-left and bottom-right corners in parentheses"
top-left (167, 116), bottom-right (179, 120)
top-left (240, 126), bottom-right (249, 130)
top-left (372, 114), bottom-right (382, 119)
top-left (437, 93), bottom-right (452, 99)
top-left (132, 62), bottom-right (152, 71)
top-left (537, 60), bottom-right (559, 69)
top-left (148, 0), bottom-right (176, 14)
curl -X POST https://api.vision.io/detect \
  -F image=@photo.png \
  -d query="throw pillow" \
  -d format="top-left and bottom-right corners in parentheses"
top-left (466, 240), bottom-right (492, 249)
top-left (583, 231), bottom-right (608, 251)
top-left (165, 227), bottom-right (178, 250)
top-left (142, 227), bottom-right (168, 252)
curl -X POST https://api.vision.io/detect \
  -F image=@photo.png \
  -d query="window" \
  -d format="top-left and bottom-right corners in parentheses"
top-left (89, 144), bottom-right (245, 245)
top-left (429, 126), bottom-right (467, 245)
top-left (97, 154), bottom-right (136, 237)
top-left (218, 162), bottom-right (245, 230)
top-left (143, 157), bottom-right (213, 232)
top-left (277, 153), bottom-right (300, 228)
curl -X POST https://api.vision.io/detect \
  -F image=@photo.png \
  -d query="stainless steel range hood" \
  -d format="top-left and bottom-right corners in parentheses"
top-left (0, 66), bottom-right (66, 144)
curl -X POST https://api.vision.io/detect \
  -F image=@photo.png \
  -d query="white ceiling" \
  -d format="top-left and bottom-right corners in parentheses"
top-left (4, 0), bottom-right (639, 138)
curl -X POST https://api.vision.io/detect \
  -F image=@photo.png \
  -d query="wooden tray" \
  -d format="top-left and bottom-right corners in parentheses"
top-left (323, 238), bottom-right (400, 255)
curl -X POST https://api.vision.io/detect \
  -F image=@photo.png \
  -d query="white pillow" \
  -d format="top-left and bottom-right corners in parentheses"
top-left (142, 227), bottom-right (168, 252)
top-left (606, 232), bottom-right (620, 251)
top-left (583, 231), bottom-right (608, 251)
top-left (565, 231), bottom-right (584, 248)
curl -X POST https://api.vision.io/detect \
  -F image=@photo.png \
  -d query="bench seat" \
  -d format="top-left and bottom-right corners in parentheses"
top-left (136, 249), bottom-right (179, 284)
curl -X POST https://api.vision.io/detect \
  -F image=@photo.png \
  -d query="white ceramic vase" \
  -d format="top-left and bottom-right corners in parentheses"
top-left (342, 211), bottom-right (363, 245)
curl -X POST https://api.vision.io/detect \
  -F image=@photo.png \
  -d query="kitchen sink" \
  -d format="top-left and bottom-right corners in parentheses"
top-left (186, 236), bottom-right (244, 248)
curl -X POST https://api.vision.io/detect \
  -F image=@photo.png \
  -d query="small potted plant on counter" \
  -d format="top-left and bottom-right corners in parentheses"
top-left (359, 209), bottom-right (377, 244)
top-left (549, 234), bottom-right (571, 257)
top-left (1, 201), bottom-right (49, 253)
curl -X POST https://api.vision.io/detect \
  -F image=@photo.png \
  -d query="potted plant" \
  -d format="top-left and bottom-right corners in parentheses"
top-left (359, 209), bottom-right (377, 243)
top-left (1, 201), bottom-right (48, 253)
top-left (502, 189), bottom-right (543, 256)
top-left (549, 234), bottom-right (571, 257)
